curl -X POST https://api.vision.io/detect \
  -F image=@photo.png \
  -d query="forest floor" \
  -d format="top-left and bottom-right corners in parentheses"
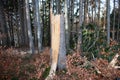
top-left (0, 47), bottom-right (120, 80)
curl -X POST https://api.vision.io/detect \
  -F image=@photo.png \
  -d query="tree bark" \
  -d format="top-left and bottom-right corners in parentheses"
top-left (106, 0), bottom-right (110, 45)
top-left (103, 7), bottom-right (106, 31)
top-left (0, 0), bottom-right (8, 46)
top-left (33, 0), bottom-right (42, 53)
top-left (77, 0), bottom-right (83, 54)
top-left (117, 0), bottom-right (120, 41)
top-left (112, 0), bottom-right (115, 40)
top-left (98, 0), bottom-right (101, 26)
top-left (56, 0), bottom-right (60, 14)
top-left (23, 0), bottom-right (29, 46)
top-left (58, 14), bottom-right (66, 70)
top-left (84, 0), bottom-right (88, 24)
top-left (65, 0), bottom-right (70, 51)
top-left (25, 0), bottom-right (35, 54)
top-left (18, 0), bottom-right (25, 46)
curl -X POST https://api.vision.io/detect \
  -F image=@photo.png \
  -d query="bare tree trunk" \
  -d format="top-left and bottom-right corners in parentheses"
top-left (23, 0), bottom-right (29, 46)
top-left (58, 14), bottom-right (66, 70)
top-left (77, 0), bottom-right (83, 54)
top-left (103, 7), bottom-right (106, 31)
top-left (94, 1), bottom-right (97, 24)
top-left (98, 0), bottom-right (101, 26)
top-left (112, 0), bottom-right (115, 40)
top-left (106, 0), bottom-right (110, 45)
top-left (117, 0), bottom-right (120, 41)
top-left (84, 0), bottom-right (88, 24)
top-left (69, 0), bottom-right (74, 48)
top-left (92, 5), bottom-right (94, 22)
top-left (65, 0), bottom-right (69, 51)
top-left (4, 13), bottom-right (11, 46)
top-left (18, 0), bottom-right (26, 46)
top-left (32, 0), bottom-right (37, 47)
top-left (25, 0), bottom-right (35, 54)
top-left (34, 0), bottom-right (42, 53)
top-left (0, 0), bottom-right (8, 46)
top-left (56, 0), bottom-right (60, 14)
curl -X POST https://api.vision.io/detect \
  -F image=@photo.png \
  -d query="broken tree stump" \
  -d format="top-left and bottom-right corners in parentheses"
top-left (45, 9), bottom-right (66, 80)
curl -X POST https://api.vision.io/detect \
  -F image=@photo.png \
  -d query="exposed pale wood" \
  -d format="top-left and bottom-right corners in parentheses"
top-left (46, 8), bottom-right (66, 80)
top-left (46, 8), bottom-right (61, 80)
top-left (108, 53), bottom-right (119, 68)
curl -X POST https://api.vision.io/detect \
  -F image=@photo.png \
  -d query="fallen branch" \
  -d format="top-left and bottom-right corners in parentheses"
top-left (114, 66), bottom-right (120, 69)
top-left (108, 53), bottom-right (119, 68)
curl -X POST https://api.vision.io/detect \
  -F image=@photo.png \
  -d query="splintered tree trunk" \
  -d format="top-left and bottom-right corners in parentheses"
top-left (46, 9), bottom-right (66, 80)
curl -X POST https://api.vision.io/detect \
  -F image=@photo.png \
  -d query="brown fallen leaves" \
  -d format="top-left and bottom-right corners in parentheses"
top-left (0, 47), bottom-right (50, 80)
top-left (54, 53), bottom-right (120, 80)
top-left (0, 47), bottom-right (120, 80)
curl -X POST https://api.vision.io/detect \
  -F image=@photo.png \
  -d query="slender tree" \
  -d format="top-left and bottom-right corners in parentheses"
top-left (94, 0), bottom-right (97, 24)
top-left (91, 0), bottom-right (94, 22)
top-left (112, 0), bottom-right (115, 40)
top-left (77, 0), bottom-right (83, 54)
top-left (56, 0), bottom-right (60, 14)
top-left (34, 0), bottom-right (42, 52)
top-left (98, 0), bottom-right (101, 26)
top-left (103, 6), bottom-right (106, 31)
top-left (117, 0), bottom-right (120, 41)
top-left (106, 0), bottom-right (110, 45)
top-left (65, 0), bottom-right (69, 50)
top-left (18, 0), bottom-right (26, 46)
top-left (0, 0), bottom-right (8, 46)
top-left (23, 0), bottom-right (29, 46)
top-left (84, 0), bottom-right (88, 24)
top-left (25, 0), bottom-right (35, 54)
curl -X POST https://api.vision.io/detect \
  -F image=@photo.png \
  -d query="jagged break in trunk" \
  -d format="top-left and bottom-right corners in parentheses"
top-left (45, 9), bottom-right (66, 80)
